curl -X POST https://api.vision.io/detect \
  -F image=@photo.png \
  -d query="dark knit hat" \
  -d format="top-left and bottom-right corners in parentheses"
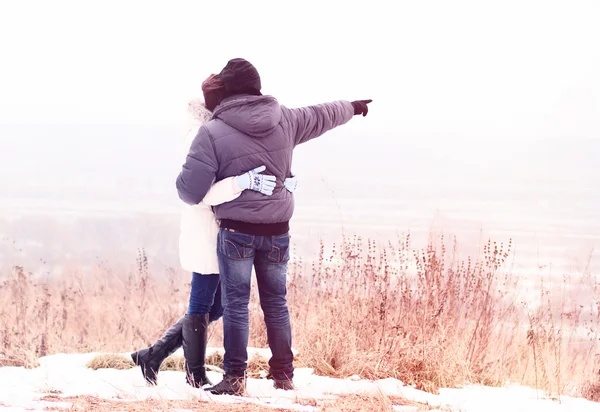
top-left (219, 58), bottom-right (262, 96)
top-left (201, 73), bottom-right (225, 111)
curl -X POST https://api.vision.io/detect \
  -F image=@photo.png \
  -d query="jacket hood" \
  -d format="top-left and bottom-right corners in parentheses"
top-left (213, 95), bottom-right (281, 138)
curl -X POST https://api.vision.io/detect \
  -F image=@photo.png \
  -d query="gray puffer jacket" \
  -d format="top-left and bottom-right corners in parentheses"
top-left (176, 94), bottom-right (354, 225)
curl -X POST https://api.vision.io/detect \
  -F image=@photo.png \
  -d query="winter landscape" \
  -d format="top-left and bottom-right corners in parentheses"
top-left (2, 1), bottom-right (600, 411)
top-left (2, 348), bottom-right (600, 412)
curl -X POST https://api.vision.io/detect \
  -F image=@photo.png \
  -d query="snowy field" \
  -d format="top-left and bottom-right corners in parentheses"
top-left (1, 348), bottom-right (599, 412)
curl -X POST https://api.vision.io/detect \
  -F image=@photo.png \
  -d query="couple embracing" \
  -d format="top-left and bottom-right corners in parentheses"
top-left (131, 58), bottom-right (371, 396)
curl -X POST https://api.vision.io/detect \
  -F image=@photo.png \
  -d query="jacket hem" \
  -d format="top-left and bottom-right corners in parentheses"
top-left (219, 219), bottom-right (289, 236)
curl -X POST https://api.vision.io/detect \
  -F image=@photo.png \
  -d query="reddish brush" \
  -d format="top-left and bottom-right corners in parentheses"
top-left (1, 235), bottom-right (598, 400)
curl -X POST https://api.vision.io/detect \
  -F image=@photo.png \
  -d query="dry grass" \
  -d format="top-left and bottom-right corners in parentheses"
top-left (85, 353), bottom-right (188, 372)
top-left (160, 354), bottom-right (185, 371)
top-left (2, 235), bottom-right (600, 402)
top-left (247, 354), bottom-right (270, 378)
top-left (297, 392), bottom-right (443, 412)
top-left (285, 235), bottom-right (600, 398)
top-left (317, 393), bottom-right (396, 412)
top-left (0, 348), bottom-right (40, 368)
top-left (581, 379), bottom-right (600, 402)
top-left (87, 354), bottom-right (135, 370)
top-left (85, 350), bottom-right (270, 376)
top-left (206, 351), bottom-right (224, 368)
top-left (40, 394), bottom-right (295, 411)
top-left (40, 392), bottom-right (438, 412)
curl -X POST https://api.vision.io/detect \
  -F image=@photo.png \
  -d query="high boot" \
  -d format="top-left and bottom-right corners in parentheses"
top-left (131, 316), bottom-right (184, 385)
top-left (182, 313), bottom-right (211, 387)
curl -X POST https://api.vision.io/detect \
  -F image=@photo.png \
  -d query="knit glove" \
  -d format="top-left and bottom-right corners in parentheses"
top-left (284, 174), bottom-right (298, 193)
top-left (351, 99), bottom-right (372, 117)
top-left (235, 166), bottom-right (276, 196)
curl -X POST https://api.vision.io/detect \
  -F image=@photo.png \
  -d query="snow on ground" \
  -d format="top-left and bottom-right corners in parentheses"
top-left (0, 348), bottom-right (599, 412)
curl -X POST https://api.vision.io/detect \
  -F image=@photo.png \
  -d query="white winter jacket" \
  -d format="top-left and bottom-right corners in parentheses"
top-left (178, 102), bottom-right (243, 274)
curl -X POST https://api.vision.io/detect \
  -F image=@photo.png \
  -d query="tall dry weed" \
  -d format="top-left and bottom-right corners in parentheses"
top-left (1, 234), bottom-right (599, 399)
top-left (0, 249), bottom-right (188, 359)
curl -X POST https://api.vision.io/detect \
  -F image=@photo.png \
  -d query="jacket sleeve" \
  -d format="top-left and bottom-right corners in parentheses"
top-left (176, 125), bottom-right (218, 205)
top-left (201, 177), bottom-right (243, 207)
top-left (281, 100), bottom-right (354, 146)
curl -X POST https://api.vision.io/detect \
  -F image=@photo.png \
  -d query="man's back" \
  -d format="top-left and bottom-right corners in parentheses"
top-left (177, 93), bottom-right (354, 232)
top-left (207, 94), bottom-right (295, 227)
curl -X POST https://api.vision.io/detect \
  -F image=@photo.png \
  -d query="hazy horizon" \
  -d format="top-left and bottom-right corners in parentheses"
top-left (1, 0), bottom-right (599, 279)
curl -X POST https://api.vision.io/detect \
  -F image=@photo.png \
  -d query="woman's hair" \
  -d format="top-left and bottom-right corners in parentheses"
top-left (187, 98), bottom-right (213, 124)
top-left (185, 73), bottom-right (226, 123)
top-left (202, 73), bottom-right (226, 111)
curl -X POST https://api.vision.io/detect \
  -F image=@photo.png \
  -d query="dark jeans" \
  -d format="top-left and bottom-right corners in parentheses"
top-left (187, 272), bottom-right (223, 322)
top-left (217, 228), bottom-right (294, 381)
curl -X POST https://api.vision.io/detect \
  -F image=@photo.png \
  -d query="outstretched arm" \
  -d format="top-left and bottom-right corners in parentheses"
top-left (281, 99), bottom-right (372, 146)
top-left (281, 101), bottom-right (354, 146)
top-left (281, 100), bottom-right (372, 145)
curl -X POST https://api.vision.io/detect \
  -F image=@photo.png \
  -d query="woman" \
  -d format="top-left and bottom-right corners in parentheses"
top-left (131, 74), bottom-right (298, 387)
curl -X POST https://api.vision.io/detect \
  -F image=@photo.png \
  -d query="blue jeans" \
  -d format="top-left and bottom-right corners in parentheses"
top-left (217, 228), bottom-right (294, 381)
top-left (187, 272), bottom-right (223, 322)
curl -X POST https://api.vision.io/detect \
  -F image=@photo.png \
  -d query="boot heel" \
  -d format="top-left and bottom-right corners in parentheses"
top-left (130, 316), bottom-right (184, 385)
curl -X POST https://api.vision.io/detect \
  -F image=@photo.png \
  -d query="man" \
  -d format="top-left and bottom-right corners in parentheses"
top-left (176, 58), bottom-right (371, 395)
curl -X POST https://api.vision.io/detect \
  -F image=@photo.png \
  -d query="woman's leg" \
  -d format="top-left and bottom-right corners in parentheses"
top-left (183, 272), bottom-right (220, 387)
top-left (208, 280), bottom-right (224, 323)
top-left (131, 275), bottom-right (222, 385)
top-left (186, 272), bottom-right (220, 315)
top-left (131, 317), bottom-right (185, 385)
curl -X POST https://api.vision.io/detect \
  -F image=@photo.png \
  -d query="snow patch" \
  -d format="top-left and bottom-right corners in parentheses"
top-left (0, 350), bottom-right (598, 411)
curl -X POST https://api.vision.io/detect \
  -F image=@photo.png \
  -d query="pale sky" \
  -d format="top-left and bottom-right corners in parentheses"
top-left (0, 0), bottom-right (599, 277)
top-left (1, 0), bottom-right (599, 138)
top-left (0, 0), bottom-right (599, 203)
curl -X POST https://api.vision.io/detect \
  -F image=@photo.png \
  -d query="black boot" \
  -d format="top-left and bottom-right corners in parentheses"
top-left (206, 374), bottom-right (246, 396)
top-left (131, 316), bottom-right (184, 385)
top-left (182, 313), bottom-right (211, 387)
